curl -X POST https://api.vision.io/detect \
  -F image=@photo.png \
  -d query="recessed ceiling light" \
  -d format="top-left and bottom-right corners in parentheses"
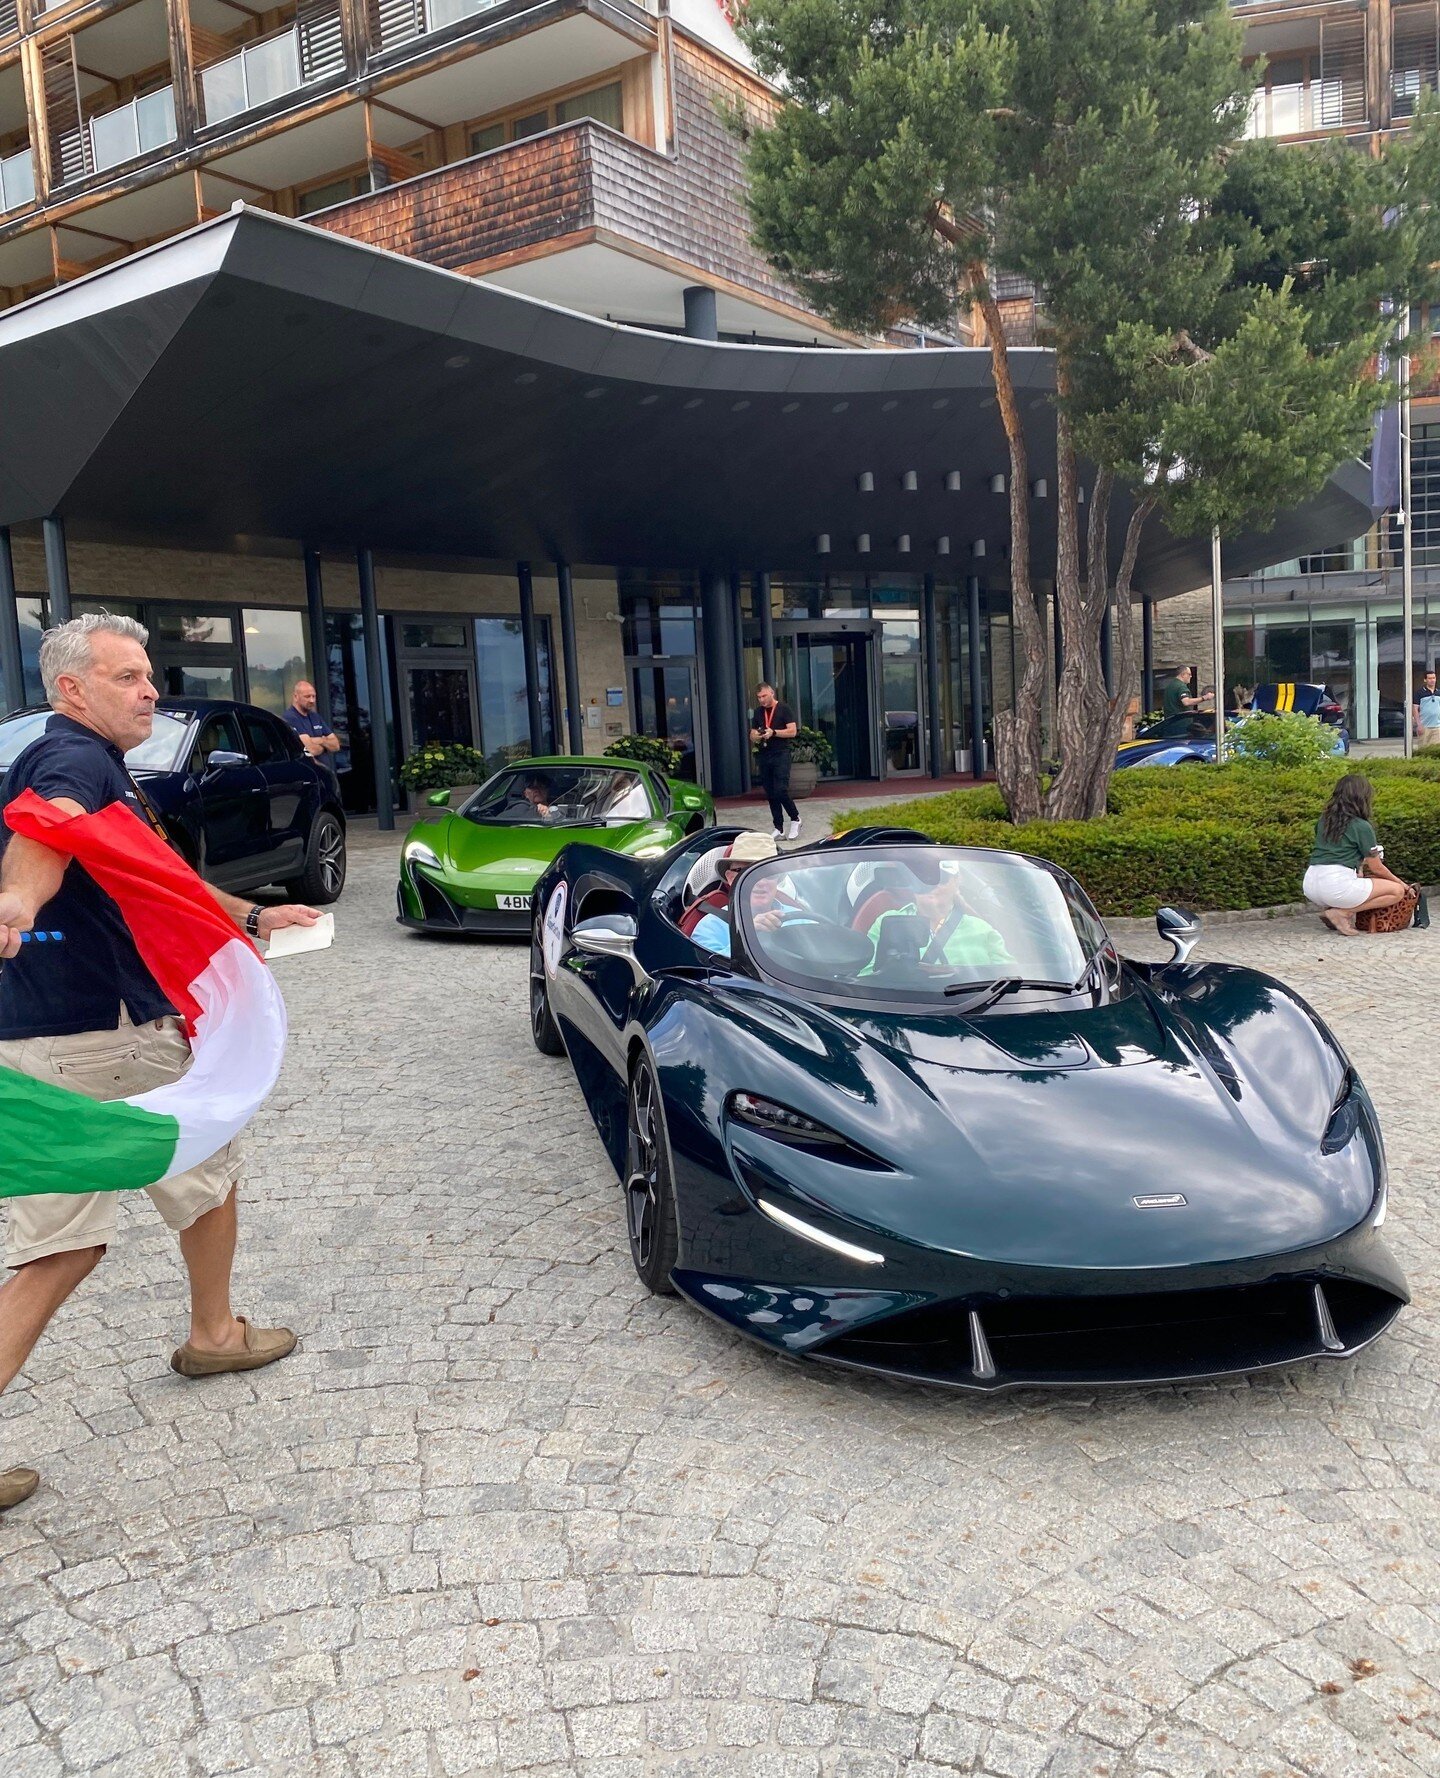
top-left (684, 397), bottom-right (704, 409)
top-left (584, 386), bottom-right (605, 399)
top-left (514, 372), bottom-right (538, 385)
top-left (932, 397), bottom-right (950, 409)
top-left (881, 399), bottom-right (899, 412)
top-left (444, 354), bottom-right (469, 370)
top-left (782, 401), bottom-right (800, 413)
top-left (832, 401), bottom-right (849, 413)
top-left (731, 400), bottom-right (751, 412)
top-left (638, 393), bottom-right (659, 406)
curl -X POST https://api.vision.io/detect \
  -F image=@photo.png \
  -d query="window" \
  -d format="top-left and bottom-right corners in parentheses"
top-left (194, 711), bottom-right (246, 767)
top-left (296, 174), bottom-right (366, 216)
top-left (1393, 1), bottom-right (1439, 119)
top-left (242, 607), bottom-right (310, 714)
top-left (1415, 422), bottom-right (1440, 569)
top-left (555, 82), bottom-right (622, 130)
top-left (241, 709), bottom-right (294, 765)
top-left (465, 80), bottom-right (627, 156)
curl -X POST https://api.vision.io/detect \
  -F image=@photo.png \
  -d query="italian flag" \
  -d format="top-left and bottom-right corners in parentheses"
top-left (0, 790), bottom-right (286, 1199)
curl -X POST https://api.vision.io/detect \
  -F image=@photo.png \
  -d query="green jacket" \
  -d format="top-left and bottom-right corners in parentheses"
top-left (864, 904), bottom-right (1015, 975)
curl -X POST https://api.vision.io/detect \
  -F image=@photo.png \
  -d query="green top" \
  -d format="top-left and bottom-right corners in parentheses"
top-left (1308, 816), bottom-right (1380, 870)
top-left (864, 904), bottom-right (1015, 975)
top-left (1160, 677), bottom-right (1190, 720)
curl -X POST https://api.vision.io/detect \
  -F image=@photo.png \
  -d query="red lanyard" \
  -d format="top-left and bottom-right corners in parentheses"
top-left (762, 706), bottom-right (775, 733)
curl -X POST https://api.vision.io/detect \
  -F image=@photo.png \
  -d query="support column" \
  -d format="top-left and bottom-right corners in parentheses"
top-left (303, 549), bottom-right (331, 725)
top-left (1142, 596), bottom-right (1155, 715)
top-left (683, 286), bottom-right (718, 341)
top-left (700, 569), bottom-right (744, 795)
top-left (756, 571), bottom-right (775, 686)
top-left (357, 546), bottom-right (393, 831)
top-left (556, 561), bottom-right (584, 755)
top-left (730, 572), bottom-right (752, 793)
top-left (0, 528), bottom-right (24, 713)
top-left (516, 561), bottom-right (544, 754)
top-left (1099, 604), bottom-right (1113, 696)
top-left (42, 516), bottom-right (71, 625)
top-left (923, 572), bottom-right (942, 779)
top-left (967, 575), bottom-right (985, 775)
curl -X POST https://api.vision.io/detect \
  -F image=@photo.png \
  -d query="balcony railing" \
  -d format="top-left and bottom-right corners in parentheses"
top-left (370, 0), bottom-right (508, 56)
top-left (200, 9), bottom-right (346, 128)
top-left (57, 87), bottom-right (177, 184)
top-left (0, 145), bottom-right (34, 212)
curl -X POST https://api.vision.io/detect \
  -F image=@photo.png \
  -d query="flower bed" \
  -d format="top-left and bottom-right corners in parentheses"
top-left (834, 760), bottom-right (1440, 916)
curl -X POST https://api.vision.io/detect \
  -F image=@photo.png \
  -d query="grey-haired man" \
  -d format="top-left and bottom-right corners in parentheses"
top-left (0, 614), bottom-right (318, 1512)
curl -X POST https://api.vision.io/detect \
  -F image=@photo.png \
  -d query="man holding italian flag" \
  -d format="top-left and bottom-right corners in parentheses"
top-left (0, 614), bottom-right (319, 1513)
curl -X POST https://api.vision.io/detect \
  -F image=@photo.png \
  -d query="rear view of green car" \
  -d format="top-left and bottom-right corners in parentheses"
top-left (397, 755), bottom-right (714, 935)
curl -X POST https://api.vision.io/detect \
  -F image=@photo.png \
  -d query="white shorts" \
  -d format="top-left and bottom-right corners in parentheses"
top-left (1303, 864), bottom-right (1372, 911)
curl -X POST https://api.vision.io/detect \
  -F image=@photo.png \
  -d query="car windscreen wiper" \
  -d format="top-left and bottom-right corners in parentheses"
top-left (943, 969), bottom-right (1090, 1012)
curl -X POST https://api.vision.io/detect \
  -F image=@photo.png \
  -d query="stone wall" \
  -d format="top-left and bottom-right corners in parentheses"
top-left (1147, 585), bottom-right (1218, 699)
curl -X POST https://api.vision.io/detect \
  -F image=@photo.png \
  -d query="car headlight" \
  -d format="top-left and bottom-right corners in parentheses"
top-left (404, 840), bottom-right (440, 869)
top-left (1321, 1069), bottom-right (1361, 1155)
top-left (728, 1092), bottom-right (888, 1169)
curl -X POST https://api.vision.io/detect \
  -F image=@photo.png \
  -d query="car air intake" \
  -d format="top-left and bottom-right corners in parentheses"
top-left (818, 1278), bottom-right (1403, 1389)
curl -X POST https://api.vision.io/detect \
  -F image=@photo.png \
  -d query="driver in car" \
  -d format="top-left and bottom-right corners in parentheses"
top-left (516, 775), bottom-right (556, 821)
top-left (863, 857), bottom-right (1015, 976)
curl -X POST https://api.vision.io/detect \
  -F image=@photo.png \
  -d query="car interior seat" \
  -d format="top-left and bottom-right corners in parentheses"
top-left (850, 865), bottom-right (913, 933)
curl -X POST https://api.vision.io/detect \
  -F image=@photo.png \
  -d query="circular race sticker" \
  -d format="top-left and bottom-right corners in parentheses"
top-left (542, 882), bottom-right (568, 980)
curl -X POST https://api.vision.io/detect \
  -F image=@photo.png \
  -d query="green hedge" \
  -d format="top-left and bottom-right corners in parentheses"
top-left (835, 760), bottom-right (1440, 916)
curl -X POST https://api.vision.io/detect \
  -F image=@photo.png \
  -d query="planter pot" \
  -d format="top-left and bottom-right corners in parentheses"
top-left (789, 761), bottom-right (820, 798)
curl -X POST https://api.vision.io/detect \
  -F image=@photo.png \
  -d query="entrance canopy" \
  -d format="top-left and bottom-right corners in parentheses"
top-left (0, 207), bottom-right (1373, 589)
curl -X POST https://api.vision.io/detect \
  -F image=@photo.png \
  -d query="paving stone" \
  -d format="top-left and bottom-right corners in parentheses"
top-left (1, 839), bottom-right (1436, 1775)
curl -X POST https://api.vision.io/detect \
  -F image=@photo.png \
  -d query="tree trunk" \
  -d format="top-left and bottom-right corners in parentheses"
top-left (969, 267), bottom-right (1045, 824)
top-left (1043, 363), bottom-right (1111, 821)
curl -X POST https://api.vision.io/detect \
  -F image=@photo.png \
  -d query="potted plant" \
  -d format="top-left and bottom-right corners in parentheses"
top-left (787, 726), bottom-right (835, 797)
top-left (604, 734), bottom-right (682, 776)
top-left (399, 741), bottom-right (490, 809)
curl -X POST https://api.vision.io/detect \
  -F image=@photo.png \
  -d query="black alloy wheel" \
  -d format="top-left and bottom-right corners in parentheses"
top-left (624, 1057), bottom-right (680, 1295)
top-left (287, 811), bottom-right (347, 904)
top-left (530, 927), bottom-right (565, 1056)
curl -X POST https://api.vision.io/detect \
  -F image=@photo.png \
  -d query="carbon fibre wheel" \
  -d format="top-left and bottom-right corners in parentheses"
top-left (625, 1057), bottom-right (679, 1295)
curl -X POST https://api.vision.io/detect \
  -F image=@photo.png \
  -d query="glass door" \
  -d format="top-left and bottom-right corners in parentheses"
top-left (801, 632), bottom-right (874, 780)
top-left (879, 616), bottom-right (924, 774)
top-left (396, 618), bottom-right (481, 761)
top-left (630, 659), bottom-right (704, 782)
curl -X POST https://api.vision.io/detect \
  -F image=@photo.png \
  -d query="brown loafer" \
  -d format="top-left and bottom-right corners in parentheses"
top-left (0, 1467), bottom-right (38, 1511)
top-left (170, 1316), bottom-right (297, 1378)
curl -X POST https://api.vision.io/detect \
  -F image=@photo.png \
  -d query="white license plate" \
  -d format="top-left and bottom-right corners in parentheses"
top-left (497, 894), bottom-right (532, 912)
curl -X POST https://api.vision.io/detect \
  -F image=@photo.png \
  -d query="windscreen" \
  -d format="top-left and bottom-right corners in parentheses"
top-left (0, 710), bottom-right (190, 775)
top-left (736, 847), bottom-right (1106, 1002)
top-left (462, 765), bottom-right (652, 828)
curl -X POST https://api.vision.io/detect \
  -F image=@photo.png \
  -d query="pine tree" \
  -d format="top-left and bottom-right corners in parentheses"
top-left (736, 0), bottom-right (1440, 820)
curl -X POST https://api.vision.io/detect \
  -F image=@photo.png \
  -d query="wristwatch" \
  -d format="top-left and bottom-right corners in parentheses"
top-left (244, 905), bottom-right (262, 939)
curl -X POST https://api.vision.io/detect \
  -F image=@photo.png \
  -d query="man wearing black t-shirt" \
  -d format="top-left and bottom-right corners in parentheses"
top-left (750, 682), bottom-right (801, 841)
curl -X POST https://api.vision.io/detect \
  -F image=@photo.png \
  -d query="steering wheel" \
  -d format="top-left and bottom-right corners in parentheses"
top-left (759, 922), bottom-right (873, 981)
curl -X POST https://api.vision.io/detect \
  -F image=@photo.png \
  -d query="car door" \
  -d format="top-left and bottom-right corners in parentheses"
top-left (240, 708), bottom-right (313, 881)
top-left (547, 869), bottom-right (645, 1073)
top-left (189, 710), bottom-right (269, 887)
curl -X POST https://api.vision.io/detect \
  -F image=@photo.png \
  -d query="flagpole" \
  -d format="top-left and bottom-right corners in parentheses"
top-left (1211, 527), bottom-right (1224, 763)
top-left (1401, 301), bottom-right (1415, 761)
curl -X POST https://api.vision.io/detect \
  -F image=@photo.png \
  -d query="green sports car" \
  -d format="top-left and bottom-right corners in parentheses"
top-left (397, 755), bottom-right (715, 935)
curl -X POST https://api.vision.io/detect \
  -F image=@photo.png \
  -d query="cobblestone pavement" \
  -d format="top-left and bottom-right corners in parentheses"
top-left (2, 832), bottom-right (1437, 1778)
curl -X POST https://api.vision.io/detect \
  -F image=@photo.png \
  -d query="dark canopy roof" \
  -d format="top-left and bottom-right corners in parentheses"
top-left (0, 209), bottom-right (1373, 594)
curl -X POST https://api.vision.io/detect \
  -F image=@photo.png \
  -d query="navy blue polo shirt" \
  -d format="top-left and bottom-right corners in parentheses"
top-left (0, 714), bottom-right (177, 1039)
top-left (284, 706), bottom-right (333, 744)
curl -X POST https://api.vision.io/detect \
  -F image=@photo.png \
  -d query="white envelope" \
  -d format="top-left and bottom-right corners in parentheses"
top-left (264, 912), bottom-right (335, 960)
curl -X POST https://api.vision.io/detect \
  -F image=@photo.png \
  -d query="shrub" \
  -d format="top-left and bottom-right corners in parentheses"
top-left (605, 734), bottom-right (681, 775)
top-left (789, 725), bottom-right (837, 773)
top-left (833, 759), bottom-right (1440, 915)
top-left (1226, 710), bottom-right (1340, 767)
top-left (398, 741), bottom-right (488, 792)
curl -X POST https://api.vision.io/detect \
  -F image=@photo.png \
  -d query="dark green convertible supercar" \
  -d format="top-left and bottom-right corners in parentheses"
top-left (397, 756), bottom-right (714, 936)
top-left (529, 826), bottom-right (1406, 1391)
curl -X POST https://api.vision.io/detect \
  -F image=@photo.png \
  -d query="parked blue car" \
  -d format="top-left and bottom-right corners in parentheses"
top-left (0, 699), bottom-right (347, 902)
top-left (1115, 682), bottom-right (1350, 769)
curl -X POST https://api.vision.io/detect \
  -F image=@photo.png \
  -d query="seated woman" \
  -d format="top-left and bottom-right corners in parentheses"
top-left (863, 857), bottom-right (1015, 976)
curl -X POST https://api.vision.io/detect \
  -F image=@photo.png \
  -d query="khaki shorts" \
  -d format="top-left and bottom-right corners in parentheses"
top-left (0, 1008), bottom-right (241, 1269)
top-left (1421, 727), bottom-right (1440, 749)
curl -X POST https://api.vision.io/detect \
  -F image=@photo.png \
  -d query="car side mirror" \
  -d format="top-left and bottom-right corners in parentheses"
top-left (1156, 905), bottom-right (1201, 964)
top-left (572, 914), bottom-right (637, 958)
top-left (202, 749), bottom-right (249, 774)
top-left (426, 789), bottom-right (453, 807)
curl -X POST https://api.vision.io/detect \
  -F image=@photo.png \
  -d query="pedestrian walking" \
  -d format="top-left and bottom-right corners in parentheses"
top-left (750, 683), bottom-right (802, 842)
top-left (1413, 668), bottom-right (1440, 748)
top-left (0, 614), bottom-right (318, 1514)
top-left (1302, 772), bottom-right (1413, 937)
